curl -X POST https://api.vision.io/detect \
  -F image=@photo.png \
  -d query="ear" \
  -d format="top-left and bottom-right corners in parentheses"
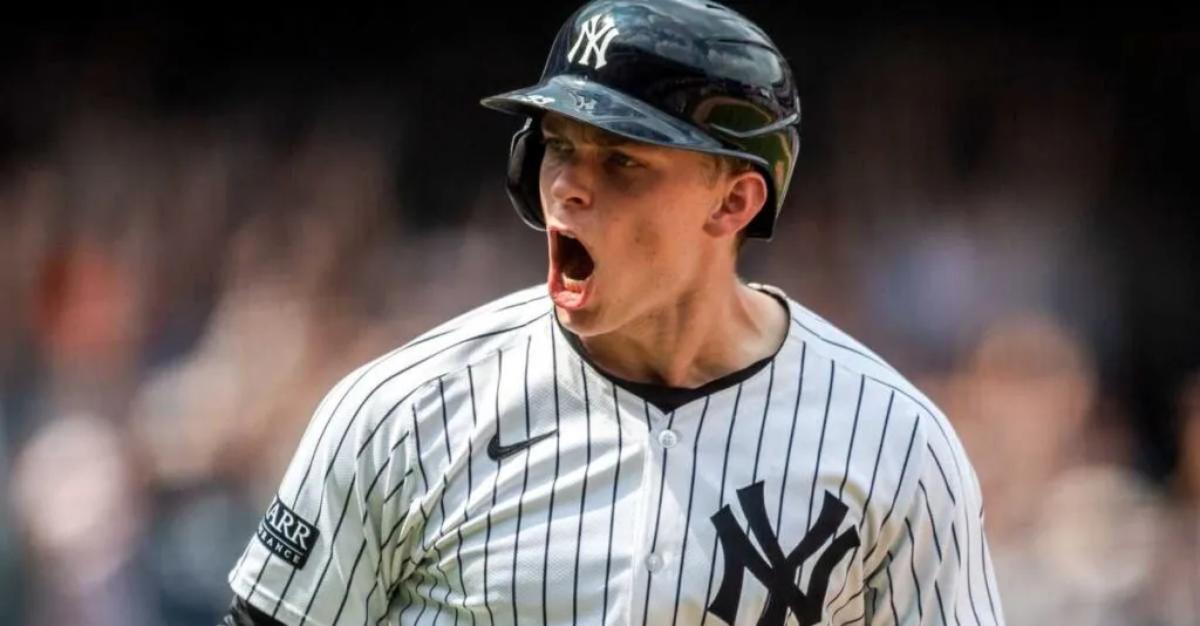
top-left (703, 169), bottom-right (768, 240)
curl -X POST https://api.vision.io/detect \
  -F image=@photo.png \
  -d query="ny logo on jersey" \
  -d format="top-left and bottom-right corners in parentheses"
top-left (566, 14), bottom-right (619, 69)
top-left (708, 482), bottom-right (861, 626)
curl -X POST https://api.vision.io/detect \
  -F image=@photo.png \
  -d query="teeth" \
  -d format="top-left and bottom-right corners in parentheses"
top-left (562, 275), bottom-right (587, 292)
top-left (559, 231), bottom-right (576, 240)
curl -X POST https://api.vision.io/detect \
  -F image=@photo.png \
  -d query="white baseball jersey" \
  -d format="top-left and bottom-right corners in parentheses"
top-left (228, 283), bottom-right (1004, 626)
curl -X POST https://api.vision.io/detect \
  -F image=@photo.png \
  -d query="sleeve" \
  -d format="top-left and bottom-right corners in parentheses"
top-left (226, 362), bottom-right (426, 626)
top-left (864, 421), bottom-right (1006, 626)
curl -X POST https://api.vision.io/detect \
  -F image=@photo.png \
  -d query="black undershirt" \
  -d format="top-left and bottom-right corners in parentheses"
top-left (555, 290), bottom-right (788, 413)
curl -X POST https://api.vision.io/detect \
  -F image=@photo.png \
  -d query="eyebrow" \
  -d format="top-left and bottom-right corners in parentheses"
top-left (542, 115), bottom-right (631, 148)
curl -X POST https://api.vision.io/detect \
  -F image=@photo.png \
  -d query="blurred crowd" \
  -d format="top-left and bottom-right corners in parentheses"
top-left (0, 13), bottom-right (1197, 626)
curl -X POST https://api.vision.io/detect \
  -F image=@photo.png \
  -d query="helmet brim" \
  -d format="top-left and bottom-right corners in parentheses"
top-left (482, 75), bottom-right (761, 163)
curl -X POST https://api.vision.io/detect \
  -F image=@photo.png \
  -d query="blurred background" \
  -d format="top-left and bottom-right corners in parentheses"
top-left (0, 2), bottom-right (1196, 625)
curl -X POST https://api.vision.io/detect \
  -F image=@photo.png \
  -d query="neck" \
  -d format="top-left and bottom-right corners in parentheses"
top-left (573, 275), bottom-right (788, 389)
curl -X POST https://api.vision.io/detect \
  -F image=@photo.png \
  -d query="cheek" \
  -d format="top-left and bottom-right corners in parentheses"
top-left (622, 217), bottom-right (685, 275)
top-left (630, 221), bottom-right (659, 251)
top-left (603, 179), bottom-right (712, 275)
top-left (636, 195), bottom-right (711, 255)
top-left (537, 161), bottom-right (556, 207)
top-left (620, 208), bottom-right (667, 251)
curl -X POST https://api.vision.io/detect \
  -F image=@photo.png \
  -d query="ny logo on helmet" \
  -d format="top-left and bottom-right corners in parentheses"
top-left (567, 14), bottom-right (619, 70)
top-left (514, 94), bottom-right (555, 107)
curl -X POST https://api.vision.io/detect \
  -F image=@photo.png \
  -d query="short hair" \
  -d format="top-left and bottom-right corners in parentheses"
top-left (706, 153), bottom-right (754, 185)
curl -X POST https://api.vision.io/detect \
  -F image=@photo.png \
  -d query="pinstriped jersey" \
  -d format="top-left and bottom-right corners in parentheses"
top-left (227, 283), bottom-right (1005, 626)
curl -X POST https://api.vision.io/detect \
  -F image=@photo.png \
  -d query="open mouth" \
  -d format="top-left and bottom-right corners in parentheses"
top-left (549, 229), bottom-right (596, 310)
top-left (556, 231), bottom-right (595, 281)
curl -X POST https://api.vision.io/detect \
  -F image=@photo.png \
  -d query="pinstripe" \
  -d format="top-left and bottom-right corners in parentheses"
top-left (884, 552), bottom-right (900, 625)
top-left (669, 395), bottom-right (710, 626)
top-left (459, 367), bottom-right (480, 626)
top-left (916, 480), bottom-right (950, 626)
top-left (926, 443), bottom-right (958, 505)
top-left (409, 404), bottom-right (452, 626)
top-left (324, 429), bottom-right (410, 624)
top-left (295, 473), bottom-right (359, 624)
top-left (838, 376), bottom-right (867, 499)
top-left (541, 321), bottom-right (563, 626)
top-left (482, 351), bottom-right (503, 626)
top-left (751, 360), bottom-right (776, 481)
top-left (934, 582), bottom-right (948, 626)
top-left (355, 446), bottom-right (412, 618)
top-left (980, 520), bottom-right (1000, 625)
top-left (699, 383), bottom-right (744, 626)
top-left (860, 391), bottom-right (896, 525)
top-left (829, 588), bottom-right (864, 622)
top-left (828, 390), bottom-right (893, 614)
top-left (963, 506), bottom-right (983, 626)
top-left (570, 364), bottom-right (593, 626)
top-left (435, 378), bottom-right (469, 626)
top-left (903, 518), bottom-right (924, 621)
top-left (511, 337), bottom-right (536, 626)
top-left (918, 481), bottom-right (945, 560)
top-left (864, 415), bottom-right (921, 570)
top-left (776, 342), bottom-right (807, 532)
top-left (600, 386), bottom-right (625, 625)
top-left (329, 541), bottom-right (368, 625)
top-left (807, 361), bottom-right (836, 529)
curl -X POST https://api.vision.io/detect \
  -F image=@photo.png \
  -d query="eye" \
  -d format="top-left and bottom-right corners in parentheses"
top-left (542, 136), bottom-right (572, 155)
top-left (607, 150), bottom-right (642, 169)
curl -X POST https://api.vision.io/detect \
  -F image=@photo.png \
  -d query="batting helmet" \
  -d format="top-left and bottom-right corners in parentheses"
top-left (481, 0), bottom-right (801, 240)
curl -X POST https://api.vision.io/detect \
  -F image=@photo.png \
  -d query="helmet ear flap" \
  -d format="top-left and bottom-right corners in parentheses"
top-left (505, 119), bottom-right (547, 231)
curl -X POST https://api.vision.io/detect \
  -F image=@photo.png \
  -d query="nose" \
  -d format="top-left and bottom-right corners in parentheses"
top-left (544, 157), bottom-right (594, 211)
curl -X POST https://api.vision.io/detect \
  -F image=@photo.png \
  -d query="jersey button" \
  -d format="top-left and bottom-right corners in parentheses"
top-left (645, 553), bottom-right (664, 572)
top-left (657, 429), bottom-right (678, 448)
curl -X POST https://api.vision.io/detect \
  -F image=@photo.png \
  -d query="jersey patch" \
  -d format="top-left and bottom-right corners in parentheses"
top-left (256, 496), bottom-right (320, 569)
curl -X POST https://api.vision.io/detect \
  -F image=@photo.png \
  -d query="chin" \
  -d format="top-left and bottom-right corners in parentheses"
top-left (554, 304), bottom-right (599, 335)
top-left (557, 298), bottom-right (650, 343)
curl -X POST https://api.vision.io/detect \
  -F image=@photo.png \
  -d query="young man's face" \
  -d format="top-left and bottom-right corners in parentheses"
top-left (538, 113), bottom-right (749, 337)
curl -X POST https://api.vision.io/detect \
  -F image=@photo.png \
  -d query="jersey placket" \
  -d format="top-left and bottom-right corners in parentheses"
top-left (628, 397), bottom-right (685, 626)
top-left (598, 387), bottom-right (652, 626)
top-left (552, 321), bottom-right (704, 626)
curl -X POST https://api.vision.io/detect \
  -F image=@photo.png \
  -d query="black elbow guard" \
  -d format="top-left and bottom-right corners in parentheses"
top-left (219, 595), bottom-right (286, 626)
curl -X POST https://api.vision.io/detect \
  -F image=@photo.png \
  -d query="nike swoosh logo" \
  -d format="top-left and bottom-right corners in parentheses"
top-left (487, 429), bottom-right (558, 461)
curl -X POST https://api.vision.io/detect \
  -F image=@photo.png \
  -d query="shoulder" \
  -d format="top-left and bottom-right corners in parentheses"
top-left (760, 282), bottom-right (979, 510)
top-left (338, 284), bottom-right (552, 409)
top-left (288, 285), bottom-right (552, 463)
top-left (759, 284), bottom-right (985, 576)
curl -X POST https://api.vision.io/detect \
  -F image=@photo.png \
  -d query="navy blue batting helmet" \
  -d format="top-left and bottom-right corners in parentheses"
top-left (482, 0), bottom-right (801, 240)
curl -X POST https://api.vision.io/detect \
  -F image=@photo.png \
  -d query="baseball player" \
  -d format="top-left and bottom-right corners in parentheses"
top-left (221, 1), bottom-right (1005, 625)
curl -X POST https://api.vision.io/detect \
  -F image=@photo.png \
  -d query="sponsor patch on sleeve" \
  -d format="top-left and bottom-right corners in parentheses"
top-left (256, 496), bottom-right (320, 569)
